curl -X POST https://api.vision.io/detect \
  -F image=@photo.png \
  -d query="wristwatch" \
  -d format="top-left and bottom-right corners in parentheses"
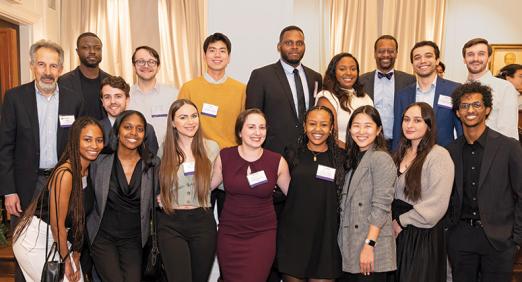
top-left (365, 239), bottom-right (376, 247)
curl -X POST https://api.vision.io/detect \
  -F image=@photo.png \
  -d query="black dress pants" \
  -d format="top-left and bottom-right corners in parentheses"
top-left (91, 229), bottom-right (142, 282)
top-left (447, 221), bottom-right (517, 282)
top-left (158, 208), bottom-right (217, 282)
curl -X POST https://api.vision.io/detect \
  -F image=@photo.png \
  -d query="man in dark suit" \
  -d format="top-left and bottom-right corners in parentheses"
top-left (99, 76), bottom-right (158, 155)
top-left (392, 41), bottom-right (462, 150)
top-left (0, 40), bottom-right (83, 281)
top-left (246, 25), bottom-right (322, 154)
top-left (359, 35), bottom-right (416, 147)
top-left (59, 32), bottom-right (110, 120)
top-left (446, 82), bottom-right (522, 282)
top-left (246, 25), bottom-right (322, 282)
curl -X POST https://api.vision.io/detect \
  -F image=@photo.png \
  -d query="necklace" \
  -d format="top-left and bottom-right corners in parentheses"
top-left (307, 144), bottom-right (327, 162)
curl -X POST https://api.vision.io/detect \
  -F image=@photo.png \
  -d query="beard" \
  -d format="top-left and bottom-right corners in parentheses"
top-left (466, 61), bottom-right (487, 74)
top-left (281, 52), bottom-right (304, 66)
top-left (37, 79), bottom-right (57, 93)
top-left (79, 56), bottom-right (101, 68)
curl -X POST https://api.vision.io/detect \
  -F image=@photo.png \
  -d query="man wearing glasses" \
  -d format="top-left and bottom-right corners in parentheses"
top-left (128, 46), bottom-right (178, 147)
top-left (59, 32), bottom-right (110, 120)
top-left (446, 82), bottom-right (522, 281)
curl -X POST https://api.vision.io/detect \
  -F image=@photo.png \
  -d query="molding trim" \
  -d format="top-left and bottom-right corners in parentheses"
top-left (0, 2), bottom-right (40, 25)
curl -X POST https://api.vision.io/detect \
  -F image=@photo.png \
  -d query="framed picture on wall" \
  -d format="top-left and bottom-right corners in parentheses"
top-left (489, 44), bottom-right (522, 76)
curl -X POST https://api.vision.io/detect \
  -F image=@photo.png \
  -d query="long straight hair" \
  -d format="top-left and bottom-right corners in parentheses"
top-left (393, 102), bottom-right (437, 202)
top-left (14, 117), bottom-right (103, 249)
top-left (159, 99), bottom-right (212, 214)
top-left (345, 105), bottom-right (388, 170)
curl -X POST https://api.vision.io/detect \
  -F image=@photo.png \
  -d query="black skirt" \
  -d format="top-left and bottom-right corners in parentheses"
top-left (392, 199), bottom-right (446, 282)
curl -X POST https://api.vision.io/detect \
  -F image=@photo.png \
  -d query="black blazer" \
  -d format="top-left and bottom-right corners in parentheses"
top-left (0, 81), bottom-right (84, 209)
top-left (100, 117), bottom-right (159, 155)
top-left (359, 69), bottom-right (416, 101)
top-left (59, 66), bottom-right (110, 120)
top-left (446, 128), bottom-right (522, 250)
top-left (246, 61), bottom-right (322, 154)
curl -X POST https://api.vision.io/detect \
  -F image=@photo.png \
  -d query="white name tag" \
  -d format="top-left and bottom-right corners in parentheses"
top-left (183, 161), bottom-right (195, 176)
top-left (59, 115), bottom-right (75, 127)
top-left (201, 103), bottom-right (218, 117)
top-left (437, 95), bottom-right (453, 109)
top-left (316, 164), bottom-right (336, 182)
top-left (247, 170), bottom-right (268, 188)
top-left (151, 105), bottom-right (168, 118)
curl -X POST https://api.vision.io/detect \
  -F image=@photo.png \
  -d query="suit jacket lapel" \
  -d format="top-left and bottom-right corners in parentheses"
top-left (347, 148), bottom-right (374, 201)
top-left (24, 83), bottom-right (40, 153)
top-left (274, 62), bottom-right (299, 120)
top-left (478, 131), bottom-right (500, 189)
top-left (453, 139), bottom-right (465, 208)
top-left (97, 154), bottom-right (114, 217)
top-left (303, 66), bottom-right (318, 108)
top-left (432, 77), bottom-right (444, 115)
top-left (367, 71), bottom-right (376, 99)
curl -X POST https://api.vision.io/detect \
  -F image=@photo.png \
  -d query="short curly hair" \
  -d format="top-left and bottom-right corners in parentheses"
top-left (451, 81), bottom-right (493, 112)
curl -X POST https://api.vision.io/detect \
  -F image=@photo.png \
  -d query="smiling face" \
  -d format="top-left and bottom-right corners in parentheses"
top-left (31, 47), bottom-right (63, 95)
top-left (335, 56), bottom-right (358, 89)
top-left (456, 92), bottom-right (491, 128)
top-left (101, 85), bottom-right (129, 118)
top-left (278, 30), bottom-right (305, 66)
top-left (374, 38), bottom-right (397, 72)
top-left (205, 40), bottom-right (230, 73)
top-left (240, 113), bottom-right (267, 149)
top-left (402, 105), bottom-right (429, 143)
top-left (172, 104), bottom-right (199, 139)
top-left (464, 43), bottom-right (490, 75)
top-left (76, 36), bottom-right (102, 68)
top-left (349, 113), bottom-right (381, 151)
top-left (133, 48), bottom-right (159, 81)
top-left (305, 109), bottom-right (332, 151)
top-left (79, 124), bottom-right (104, 163)
top-left (118, 113), bottom-right (145, 150)
top-left (412, 45), bottom-right (439, 78)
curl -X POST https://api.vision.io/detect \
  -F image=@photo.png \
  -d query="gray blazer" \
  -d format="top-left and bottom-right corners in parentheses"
top-left (86, 153), bottom-right (159, 247)
top-left (338, 148), bottom-right (397, 273)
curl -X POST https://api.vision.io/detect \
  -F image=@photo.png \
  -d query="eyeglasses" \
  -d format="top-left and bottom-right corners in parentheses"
top-left (134, 59), bottom-right (158, 67)
top-left (458, 101), bottom-right (484, 110)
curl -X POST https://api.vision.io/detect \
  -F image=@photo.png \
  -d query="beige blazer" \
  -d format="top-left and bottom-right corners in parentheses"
top-left (338, 148), bottom-right (397, 273)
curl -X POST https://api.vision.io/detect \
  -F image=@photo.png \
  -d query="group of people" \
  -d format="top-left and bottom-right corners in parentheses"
top-left (0, 24), bottom-right (521, 282)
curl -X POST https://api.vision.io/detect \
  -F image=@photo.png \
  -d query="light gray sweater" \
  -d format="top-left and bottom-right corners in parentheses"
top-left (394, 145), bottom-right (455, 228)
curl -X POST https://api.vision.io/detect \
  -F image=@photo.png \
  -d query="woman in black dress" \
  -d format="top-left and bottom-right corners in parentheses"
top-left (277, 106), bottom-right (345, 281)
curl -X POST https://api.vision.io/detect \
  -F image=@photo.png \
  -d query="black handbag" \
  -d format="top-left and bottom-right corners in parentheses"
top-left (142, 167), bottom-right (166, 281)
top-left (41, 183), bottom-right (65, 282)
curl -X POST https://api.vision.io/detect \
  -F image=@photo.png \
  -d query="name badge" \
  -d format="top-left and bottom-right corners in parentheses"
top-left (247, 170), bottom-right (268, 188)
top-left (151, 105), bottom-right (168, 118)
top-left (316, 164), bottom-right (336, 182)
top-left (437, 95), bottom-right (453, 109)
top-left (183, 161), bottom-right (195, 176)
top-left (59, 115), bottom-right (75, 127)
top-left (201, 103), bottom-right (219, 117)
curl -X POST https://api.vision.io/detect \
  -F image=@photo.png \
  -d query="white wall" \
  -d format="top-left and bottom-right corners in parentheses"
top-left (443, 0), bottom-right (522, 82)
top-left (207, 0), bottom-right (324, 83)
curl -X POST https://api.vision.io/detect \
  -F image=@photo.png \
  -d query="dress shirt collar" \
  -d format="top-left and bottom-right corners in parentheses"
top-left (203, 72), bottom-right (228, 84)
top-left (416, 76), bottom-right (438, 93)
top-left (133, 81), bottom-right (160, 95)
top-left (280, 59), bottom-right (304, 75)
top-left (465, 127), bottom-right (489, 146)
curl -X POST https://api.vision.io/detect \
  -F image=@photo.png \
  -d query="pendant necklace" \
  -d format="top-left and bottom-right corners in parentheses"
top-left (307, 144), bottom-right (326, 162)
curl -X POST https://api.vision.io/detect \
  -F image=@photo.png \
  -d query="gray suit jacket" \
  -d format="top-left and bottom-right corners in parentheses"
top-left (86, 153), bottom-right (159, 247)
top-left (359, 69), bottom-right (416, 100)
top-left (338, 148), bottom-right (397, 273)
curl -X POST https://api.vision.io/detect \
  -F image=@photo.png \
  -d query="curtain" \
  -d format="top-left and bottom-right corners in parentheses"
top-left (326, 0), bottom-right (446, 74)
top-left (61, 0), bottom-right (134, 82)
top-left (157, 0), bottom-right (207, 87)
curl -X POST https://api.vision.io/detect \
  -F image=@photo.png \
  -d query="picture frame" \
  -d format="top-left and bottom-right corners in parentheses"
top-left (489, 44), bottom-right (522, 76)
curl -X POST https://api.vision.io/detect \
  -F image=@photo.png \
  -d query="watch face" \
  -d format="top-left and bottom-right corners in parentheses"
top-left (365, 239), bottom-right (376, 247)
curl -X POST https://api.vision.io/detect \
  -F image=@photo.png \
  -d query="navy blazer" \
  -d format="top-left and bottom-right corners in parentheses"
top-left (0, 81), bottom-right (84, 209)
top-left (392, 76), bottom-right (463, 150)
